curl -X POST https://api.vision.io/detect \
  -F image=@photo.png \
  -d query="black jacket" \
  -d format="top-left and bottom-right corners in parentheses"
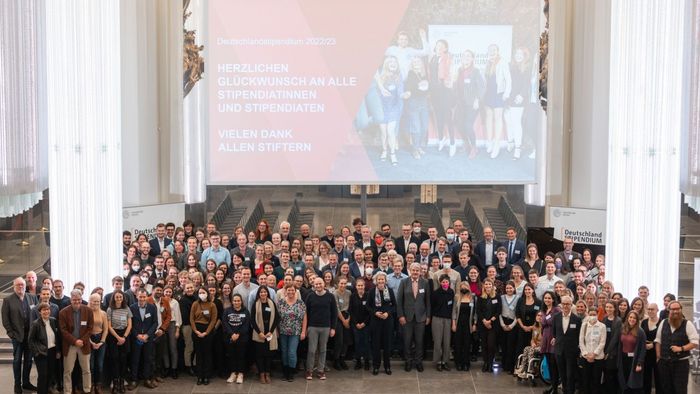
top-left (27, 317), bottom-right (61, 356)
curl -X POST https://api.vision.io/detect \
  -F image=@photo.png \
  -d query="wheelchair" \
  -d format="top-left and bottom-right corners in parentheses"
top-left (515, 352), bottom-right (551, 386)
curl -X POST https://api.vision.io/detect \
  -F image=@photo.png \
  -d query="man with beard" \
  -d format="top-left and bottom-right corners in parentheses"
top-left (654, 301), bottom-right (698, 394)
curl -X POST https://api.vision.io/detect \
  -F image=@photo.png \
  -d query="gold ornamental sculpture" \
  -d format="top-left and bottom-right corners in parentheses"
top-left (183, 0), bottom-right (204, 97)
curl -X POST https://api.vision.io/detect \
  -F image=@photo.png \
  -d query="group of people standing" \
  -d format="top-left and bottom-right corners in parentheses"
top-left (2, 218), bottom-right (697, 394)
top-left (357, 29), bottom-right (539, 165)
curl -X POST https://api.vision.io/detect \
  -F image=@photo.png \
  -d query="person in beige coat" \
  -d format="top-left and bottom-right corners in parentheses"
top-left (578, 307), bottom-right (607, 394)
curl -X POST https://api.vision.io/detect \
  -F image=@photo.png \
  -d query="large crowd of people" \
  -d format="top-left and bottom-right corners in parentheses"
top-left (2, 218), bottom-right (698, 394)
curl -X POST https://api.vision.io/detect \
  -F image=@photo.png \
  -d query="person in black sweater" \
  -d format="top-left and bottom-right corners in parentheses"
top-left (304, 277), bottom-right (337, 380)
top-left (431, 274), bottom-right (455, 371)
top-left (367, 272), bottom-right (397, 375)
top-left (349, 278), bottom-right (371, 370)
top-left (477, 278), bottom-right (501, 372)
top-left (221, 294), bottom-right (250, 384)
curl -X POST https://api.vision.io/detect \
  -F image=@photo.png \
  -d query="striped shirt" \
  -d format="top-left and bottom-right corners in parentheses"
top-left (107, 307), bottom-right (133, 330)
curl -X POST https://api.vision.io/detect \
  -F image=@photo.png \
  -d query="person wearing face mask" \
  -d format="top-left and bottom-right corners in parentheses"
top-left (451, 281), bottom-right (476, 371)
top-left (190, 287), bottom-right (218, 385)
top-left (124, 260), bottom-right (142, 291)
top-left (411, 220), bottom-right (429, 244)
top-left (579, 307), bottom-right (607, 394)
top-left (431, 275), bottom-right (455, 371)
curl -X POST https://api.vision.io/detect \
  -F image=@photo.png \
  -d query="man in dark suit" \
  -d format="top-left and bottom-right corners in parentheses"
top-left (127, 289), bottom-right (159, 390)
top-left (148, 223), bottom-right (172, 257)
top-left (550, 295), bottom-right (581, 394)
top-left (504, 227), bottom-right (526, 265)
top-left (348, 249), bottom-right (367, 279)
top-left (396, 263), bottom-right (431, 372)
top-left (411, 220), bottom-right (429, 244)
top-left (357, 225), bottom-right (378, 262)
top-left (320, 225), bottom-right (335, 246)
top-left (428, 238), bottom-right (450, 264)
top-left (474, 227), bottom-right (502, 269)
top-left (2, 277), bottom-right (39, 393)
top-left (394, 224), bottom-right (419, 258)
top-left (554, 237), bottom-right (582, 272)
top-left (58, 289), bottom-right (94, 394)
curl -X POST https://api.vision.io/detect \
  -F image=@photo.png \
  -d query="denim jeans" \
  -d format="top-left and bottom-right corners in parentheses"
top-left (89, 335), bottom-right (106, 384)
top-left (11, 337), bottom-right (33, 387)
top-left (352, 325), bottom-right (370, 362)
top-left (279, 334), bottom-right (300, 368)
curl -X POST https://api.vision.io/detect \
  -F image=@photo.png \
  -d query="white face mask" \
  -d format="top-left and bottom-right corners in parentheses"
top-left (199, 294), bottom-right (208, 302)
top-left (366, 268), bottom-right (373, 276)
top-left (588, 316), bottom-right (598, 325)
top-left (413, 227), bottom-right (421, 234)
top-left (446, 234), bottom-right (455, 241)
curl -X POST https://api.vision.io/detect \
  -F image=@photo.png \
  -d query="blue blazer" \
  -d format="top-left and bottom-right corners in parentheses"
top-left (504, 239), bottom-right (527, 265)
top-left (148, 238), bottom-right (172, 257)
top-left (474, 240), bottom-right (503, 265)
top-left (129, 303), bottom-right (158, 339)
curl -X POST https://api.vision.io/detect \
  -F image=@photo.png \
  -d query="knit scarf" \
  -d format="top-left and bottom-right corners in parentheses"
top-left (374, 286), bottom-right (390, 307)
top-left (254, 299), bottom-right (278, 350)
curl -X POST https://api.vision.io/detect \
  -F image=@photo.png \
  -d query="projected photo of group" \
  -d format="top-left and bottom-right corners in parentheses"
top-left (207, 0), bottom-right (544, 184)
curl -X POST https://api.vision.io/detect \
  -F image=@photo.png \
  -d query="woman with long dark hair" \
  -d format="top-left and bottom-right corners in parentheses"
top-left (251, 286), bottom-right (279, 384)
top-left (515, 283), bottom-right (541, 362)
top-left (106, 290), bottom-right (131, 393)
top-left (222, 293), bottom-right (250, 384)
top-left (618, 311), bottom-right (646, 393)
top-left (190, 286), bottom-right (218, 385)
top-left (452, 281), bottom-right (476, 371)
top-left (539, 291), bottom-right (560, 393)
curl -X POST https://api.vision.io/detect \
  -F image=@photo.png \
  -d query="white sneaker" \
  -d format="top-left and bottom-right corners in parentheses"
top-left (486, 141), bottom-right (493, 153)
top-left (490, 143), bottom-right (500, 159)
top-left (380, 150), bottom-right (387, 161)
top-left (528, 150), bottom-right (536, 159)
top-left (513, 147), bottom-right (521, 159)
top-left (438, 137), bottom-right (448, 151)
top-left (449, 144), bottom-right (456, 157)
top-left (236, 373), bottom-right (244, 384)
top-left (227, 372), bottom-right (237, 383)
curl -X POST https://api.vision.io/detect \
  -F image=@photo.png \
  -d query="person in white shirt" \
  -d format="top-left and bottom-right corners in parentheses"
top-left (578, 307), bottom-right (607, 394)
top-left (536, 262), bottom-right (558, 300)
top-left (654, 301), bottom-right (699, 394)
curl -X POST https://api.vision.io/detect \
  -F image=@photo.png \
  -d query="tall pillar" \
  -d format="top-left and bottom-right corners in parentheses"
top-left (606, 0), bottom-right (684, 303)
top-left (46, 1), bottom-right (122, 289)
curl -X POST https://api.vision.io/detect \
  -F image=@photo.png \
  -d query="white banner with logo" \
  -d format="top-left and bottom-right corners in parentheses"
top-left (123, 202), bottom-right (185, 240)
top-left (548, 206), bottom-right (606, 245)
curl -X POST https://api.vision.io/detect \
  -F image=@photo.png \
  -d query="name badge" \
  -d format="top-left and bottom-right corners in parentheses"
top-left (120, 316), bottom-right (127, 322)
top-left (447, 301), bottom-right (453, 306)
top-left (30, 304), bottom-right (36, 309)
top-left (145, 313), bottom-right (151, 318)
top-left (568, 255), bottom-right (573, 260)
top-left (159, 307), bottom-right (164, 313)
top-left (515, 250), bottom-right (521, 255)
top-left (569, 324), bottom-right (576, 329)
top-left (362, 301), bottom-right (366, 305)
top-left (464, 78), bottom-right (471, 84)
top-left (419, 289), bottom-right (425, 294)
top-left (343, 258), bottom-right (348, 262)
top-left (491, 299), bottom-right (498, 304)
top-left (346, 283), bottom-right (352, 287)
top-left (546, 315), bottom-right (551, 320)
top-left (238, 314), bottom-right (246, 319)
top-left (245, 257), bottom-right (250, 261)
top-left (534, 305), bottom-right (540, 311)
top-left (607, 328), bottom-right (611, 332)
top-left (202, 310), bottom-right (209, 316)
top-left (80, 321), bottom-right (87, 326)
top-left (627, 352), bottom-right (634, 357)
top-left (339, 299), bottom-right (344, 305)
top-left (265, 307), bottom-right (271, 312)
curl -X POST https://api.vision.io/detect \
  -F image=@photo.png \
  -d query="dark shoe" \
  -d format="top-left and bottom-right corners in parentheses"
top-left (385, 368), bottom-right (392, 375)
top-left (404, 361), bottom-right (412, 372)
top-left (14, 385), bottom-right (22, 394)
top-left (203, 378), bottom-right (209, 385)
top-left (144, 380), bottom-right (157, 389)
top-left (333, 360), bottom-right (342, 371)
top-left (126, 381), bottom-right (138, 391)
top-left (464, 364), bottom-right (470, 372)
top-left (354, 360), bottom-right (362, 370)
top-left (372, 368), bottom-right (379, 375)
top-left (188, 368), bottom-right (196, 377)
top-left (436, 363), bottom-right (443, 372)
top-left (22, 384), bottom-right (38, 392)
top-left (171, 369), bottom-right (178, 379)
top-left (482, 363), bottom-right (489, 372)
top-left (416, 363), bottom-right (424, 372)
top-left (442, 363), bottom-right (451, 372)
top-left (364, 361), bottom-right (370, 371)
top-left (339, 359), bottom-right (349, 370)
top-left (196, 378), bottom-right (203, 385)
top-left (154, 375), bottom-right (164, 383)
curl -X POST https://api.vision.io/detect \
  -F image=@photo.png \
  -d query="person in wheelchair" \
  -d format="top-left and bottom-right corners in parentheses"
top-left (515, 311), bottom-right (543, 379)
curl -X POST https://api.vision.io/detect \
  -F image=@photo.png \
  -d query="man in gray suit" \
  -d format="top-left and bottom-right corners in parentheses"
top-left (396, 262), bottom-right (431, 372)
top-left (2, 277), bottom-right (39, 393)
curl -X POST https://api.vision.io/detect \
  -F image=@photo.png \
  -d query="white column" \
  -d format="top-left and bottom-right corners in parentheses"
top-left (606, 0), bottom-right (684, 304)
top-left (46, 0), bottom-right (122, 289)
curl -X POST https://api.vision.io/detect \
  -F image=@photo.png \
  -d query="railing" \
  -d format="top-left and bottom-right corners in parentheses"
top-left (287, 199), bottom-right (301, 231)
top-left (498, 196), bottom-right (526, 241)
top-left (464, 199), bottom-right (484, 243)
top-left (244, 200), bottom-right (265, 234)
top-left (210, 194), bottom-right (233, 230)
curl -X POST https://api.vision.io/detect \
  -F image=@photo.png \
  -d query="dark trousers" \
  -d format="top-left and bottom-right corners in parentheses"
top-left (581, 359), bottom-right (603, 394)
top-left (226, 338), bottom-right (247, 373)
top-left (516, 328), bottom-right (533, 361)
top-left (544, 353), bottom-right (559, 387)
top-left (480, 327), bottom-right (497, 366)
top-left (453, 319), bottom-right (472, 367)
top-left (642, 349), bottom-right (659, 394)
top-left (370, 317), bottom-right (393, 369)
top-left (254, 341), bottom-right (273, 373)
top-left (35, 347), bottom-right (57, 394)
top-left (657, 358), bottom-right (689, 394)
top-left (499, 322), bottom-right (518, 372)
top-left (153, 333), bottom-right (168, 377)
top-left (193, 323), bottom-right (213, 378)
top-left (333, 317), bottom-right (351, 361)
top-left (11, 337), bottom-right (33, 387)
top-left (130, 338), bottom-right (154, 381)
top-left (555, 351), bottom-right (577, 394)
top-left (107, 329), bottom-right (129, 381)
top-left (352, 325), bottom-right (370, 362)
top-left (602, 366), bottom-right (619, 394)
top-left (402, 317), bottom-right (426, 365)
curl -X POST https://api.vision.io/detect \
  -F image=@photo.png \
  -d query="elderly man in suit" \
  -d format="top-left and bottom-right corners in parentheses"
top-left (2, 277), bottom-right (39, 393)
top-left (474, 227), bottom-right (502, 269)
top-left (549, 295), bottom-right (581, 394)
top-left (58, 289), bottom-right (94, 394)
top-left (396, 263), bottom-right (431, 372)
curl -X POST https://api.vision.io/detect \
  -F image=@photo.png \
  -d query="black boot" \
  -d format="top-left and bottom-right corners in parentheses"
top-left (288, 366), bottom-right (295, 381)
top-left (354, 359), bottom-right (362, 370)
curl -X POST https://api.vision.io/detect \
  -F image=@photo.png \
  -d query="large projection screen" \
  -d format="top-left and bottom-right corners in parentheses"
top-left (207, 0), bottom-right (545, 184)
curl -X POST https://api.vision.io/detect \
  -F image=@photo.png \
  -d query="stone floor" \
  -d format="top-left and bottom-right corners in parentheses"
top-left (0, 361), bottom-right (696, 394)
